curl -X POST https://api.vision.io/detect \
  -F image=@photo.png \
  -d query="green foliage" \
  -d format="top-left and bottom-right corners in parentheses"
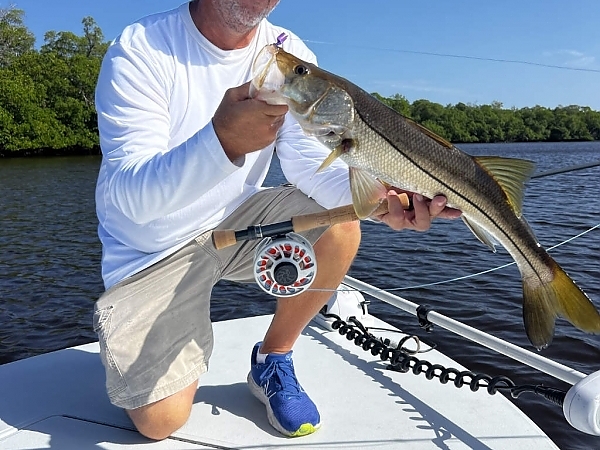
top-left (0, 67), bottom-right (66, 151)
top-left (372, 93), bottom-right (600, 144)
top-left (0, 6), bottom-right (35, 67)
top-left (373, 93), bottom-right (411, 117)
top-left (0, 10), bottom-right (106, 156)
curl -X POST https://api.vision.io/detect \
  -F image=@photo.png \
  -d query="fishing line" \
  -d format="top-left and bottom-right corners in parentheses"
top-left (532, 160), bottom-right (600, 179)
top-left (241, 221), bottom-right (599, 295)
top-left (384, 222), bottom-right (600, 292)
top-left (371, 161), bottom-right (600, 291)
top-left (238, 158), bottom-right (600, 296)
top-left (302, 39), bottom-right (600, 74)
top-left (328, 161), bottom-right (600, 293)
top-left (296, 160), bottom-right (600, 294)
top-left (299, 221), bottom-right (600, 294)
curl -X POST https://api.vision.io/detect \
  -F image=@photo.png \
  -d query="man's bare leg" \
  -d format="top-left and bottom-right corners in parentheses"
top-left (127, 380), bottom-right (198, 440)
top-left (126, 221), bottom-right (360, 440)
top-left (260, 221), bottom-right (361, 354)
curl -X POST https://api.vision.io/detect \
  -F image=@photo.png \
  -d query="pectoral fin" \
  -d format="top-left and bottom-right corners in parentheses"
top-left (316, 145), bottom-right (345, 173)
top-left (349, 167), bottom-right (388, 219)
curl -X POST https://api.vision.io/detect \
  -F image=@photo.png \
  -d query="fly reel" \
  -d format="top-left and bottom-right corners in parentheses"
top-left (253, 232), bottom-right (317, 297)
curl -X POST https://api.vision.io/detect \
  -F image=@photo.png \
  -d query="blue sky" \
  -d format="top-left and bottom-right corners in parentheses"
top-left (10, 0), bottom-right (600, 110)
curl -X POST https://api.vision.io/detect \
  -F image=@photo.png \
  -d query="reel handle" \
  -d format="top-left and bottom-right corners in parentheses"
top-left (212, 193), bottom-right (410, 250)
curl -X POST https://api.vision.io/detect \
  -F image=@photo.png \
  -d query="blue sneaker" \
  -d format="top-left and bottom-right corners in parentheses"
top-left (248, 342), bottom-right (321, 437)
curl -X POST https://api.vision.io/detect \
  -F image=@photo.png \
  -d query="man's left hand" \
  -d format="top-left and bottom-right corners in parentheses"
top-left (376, 190), bottom-right (462, 232)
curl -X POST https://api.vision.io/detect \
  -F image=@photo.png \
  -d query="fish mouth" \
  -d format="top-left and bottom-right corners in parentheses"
top-left (250, 44), bottom-right (354, 139)
top-left (250, 44), bottom-right (287, 104)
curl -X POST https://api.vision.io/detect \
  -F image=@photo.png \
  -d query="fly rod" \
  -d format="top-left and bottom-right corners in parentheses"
top-left (532, 159), bottom-right (600, 179)
top-left (212, 193), bottom-right (410, 250)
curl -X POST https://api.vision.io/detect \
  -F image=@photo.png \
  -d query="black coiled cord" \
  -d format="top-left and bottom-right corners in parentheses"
top-left (324, 312), bottom-right (567, 405)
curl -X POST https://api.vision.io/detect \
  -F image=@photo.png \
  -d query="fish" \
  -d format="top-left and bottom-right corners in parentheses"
top-left (251, 44), bottom-right (600, 349)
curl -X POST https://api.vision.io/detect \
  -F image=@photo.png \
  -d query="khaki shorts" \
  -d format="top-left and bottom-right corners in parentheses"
top-left (93, 186), bottom-right (328, 410)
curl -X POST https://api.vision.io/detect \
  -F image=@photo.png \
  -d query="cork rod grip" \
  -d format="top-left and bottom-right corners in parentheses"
top-left (291, 193), bottom-right (410, 231)
top-left (212, 193), bottom-right (410, 249)
top-left (212, 229), bottom-right (237, 250)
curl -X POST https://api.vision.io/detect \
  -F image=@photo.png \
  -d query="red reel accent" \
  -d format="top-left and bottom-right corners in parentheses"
top-left (253, 233), bottom-right (317, 297)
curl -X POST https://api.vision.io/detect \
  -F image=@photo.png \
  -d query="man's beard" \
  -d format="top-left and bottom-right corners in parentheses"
top-left (214, 0), bottom-right (280, 34)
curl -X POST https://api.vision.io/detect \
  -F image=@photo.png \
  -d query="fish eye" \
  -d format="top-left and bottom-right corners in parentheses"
top-left (294, 65), bottom-right (309, 76)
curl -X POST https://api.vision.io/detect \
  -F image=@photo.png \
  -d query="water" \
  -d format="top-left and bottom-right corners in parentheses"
top-left (1, 142), bottom-right (599, 449)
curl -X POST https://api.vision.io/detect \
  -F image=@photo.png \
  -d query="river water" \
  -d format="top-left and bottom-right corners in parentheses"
top-left (1, 141), bottom-right (599, 449)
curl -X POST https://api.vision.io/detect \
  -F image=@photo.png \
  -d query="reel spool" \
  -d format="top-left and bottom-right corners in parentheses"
top-left (253, 232), bottom-right (317, 297)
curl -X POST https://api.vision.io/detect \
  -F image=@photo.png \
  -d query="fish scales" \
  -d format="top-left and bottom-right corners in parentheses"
top-left (344, 84), bottom-right (553, 283)
top-left (251, 44), bottom-right (600, 348)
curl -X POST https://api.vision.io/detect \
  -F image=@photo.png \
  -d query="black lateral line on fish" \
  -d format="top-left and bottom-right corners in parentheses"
top-left (354, 108), bottom-right (545, 284)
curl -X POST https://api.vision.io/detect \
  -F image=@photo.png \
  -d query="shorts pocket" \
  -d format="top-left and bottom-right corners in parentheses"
top-left (93, 305), bottom-right (114, 333)
top-left (93, 305), bottom-right (127, 397)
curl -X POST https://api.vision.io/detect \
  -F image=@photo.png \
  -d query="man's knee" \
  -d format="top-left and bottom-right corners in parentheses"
top-left (311, 221), bottom-right (361, 279)
top-left (322, 220), bottom-right (361, 253)
top-left (127, 381), bottom-right (197, 440)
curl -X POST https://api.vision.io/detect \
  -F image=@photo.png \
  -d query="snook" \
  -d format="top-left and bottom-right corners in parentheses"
top-left (252, 44), bottom-right (600, 349)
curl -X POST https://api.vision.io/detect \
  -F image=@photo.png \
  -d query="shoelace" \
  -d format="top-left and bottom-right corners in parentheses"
top-left (258, 359), bottom-right (302, 398)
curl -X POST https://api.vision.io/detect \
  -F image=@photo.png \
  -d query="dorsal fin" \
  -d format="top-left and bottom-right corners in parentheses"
top-left (475, 156), bottom-right (535, 217)
top-left (405, 117), bottom-right (454, 149)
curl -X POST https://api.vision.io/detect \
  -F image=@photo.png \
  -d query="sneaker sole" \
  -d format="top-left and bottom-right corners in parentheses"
top-left (247, 372), bottom-right (321, 437)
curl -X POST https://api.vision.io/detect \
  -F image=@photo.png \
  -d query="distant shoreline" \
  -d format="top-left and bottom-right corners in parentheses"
top-left (0, 147), bottom-right (101, 159)
top-left (2, 140), bottom-right (599, 159)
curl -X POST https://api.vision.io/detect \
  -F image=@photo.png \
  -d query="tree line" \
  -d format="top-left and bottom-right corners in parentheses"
top-left (0, 6), bottom-right (107, 156)
top-left (0, 6), bottom-right (598, 157)
top-left (374, 94), bottom-right (600, 143)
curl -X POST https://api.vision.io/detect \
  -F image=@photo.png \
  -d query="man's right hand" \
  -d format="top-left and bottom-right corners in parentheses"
top-left (212, 81), bottom-right (289, 163)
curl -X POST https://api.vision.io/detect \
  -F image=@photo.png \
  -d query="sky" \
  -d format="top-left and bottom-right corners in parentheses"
top-left (8, 0), bottom-right (600, 110)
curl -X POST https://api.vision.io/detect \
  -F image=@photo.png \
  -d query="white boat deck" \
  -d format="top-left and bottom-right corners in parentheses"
top-left (0, 314), bottom-right (559, 449)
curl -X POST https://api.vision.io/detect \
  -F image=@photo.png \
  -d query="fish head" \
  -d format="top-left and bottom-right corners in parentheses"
top-left (251, 45), bottom-right (355, 142)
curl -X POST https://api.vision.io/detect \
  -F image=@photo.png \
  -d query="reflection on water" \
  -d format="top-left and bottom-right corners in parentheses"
top-left (1, 142), bottom-right (599, 449)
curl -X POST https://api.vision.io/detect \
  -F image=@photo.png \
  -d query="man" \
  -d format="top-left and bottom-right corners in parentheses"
top-left (94, 0), bottom-right (459, 441)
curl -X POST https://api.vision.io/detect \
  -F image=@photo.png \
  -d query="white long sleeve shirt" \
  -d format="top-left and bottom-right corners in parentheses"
top-left (95, 3), bottom-right (352, 289)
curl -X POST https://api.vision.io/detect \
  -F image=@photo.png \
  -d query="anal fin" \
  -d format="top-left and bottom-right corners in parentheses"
top-left (462, 216), bottom-right (497, 252)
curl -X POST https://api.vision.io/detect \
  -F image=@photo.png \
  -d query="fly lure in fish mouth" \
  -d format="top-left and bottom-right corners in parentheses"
top-left (275, 32), bottom-right (288, 47)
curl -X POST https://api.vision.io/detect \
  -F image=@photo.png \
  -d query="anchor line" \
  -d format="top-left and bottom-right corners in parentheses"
top-left (325, 313), bottom-right (568, 407)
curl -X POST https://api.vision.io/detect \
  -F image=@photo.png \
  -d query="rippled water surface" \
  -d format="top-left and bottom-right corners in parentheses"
top-left (1, 142), bottom-right (599, 449)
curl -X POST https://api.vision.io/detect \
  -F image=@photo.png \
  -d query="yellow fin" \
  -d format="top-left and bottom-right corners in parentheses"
top-left (316, 145), bottom-right (344, 173)
top-left (349, 167), bottom-right (388, 219)
top-left (523, 259), bottom-right (600, 350)
top-left (475, 156), bottom-right (535, 217)
top-left (405, 117), bottom-right (454, 149)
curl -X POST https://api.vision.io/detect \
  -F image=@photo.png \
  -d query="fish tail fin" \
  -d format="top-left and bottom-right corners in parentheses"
top-left (523, 259), bottom-right (600, 350)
